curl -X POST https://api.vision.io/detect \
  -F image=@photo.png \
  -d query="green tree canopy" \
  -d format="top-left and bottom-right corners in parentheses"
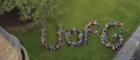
top-left (0, 0), bottom-right (60, 21)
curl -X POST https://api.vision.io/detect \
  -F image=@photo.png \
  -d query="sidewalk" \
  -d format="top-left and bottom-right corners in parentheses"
top-left (114, 25), bottom-right (140, 60)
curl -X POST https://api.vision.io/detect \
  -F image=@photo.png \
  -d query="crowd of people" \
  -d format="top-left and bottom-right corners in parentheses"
top-left (65, 20), bottom-right (100, 48)
top-left (65, 28), bottom-right (88, 47)
top-left (54, 24), bottom-right (63, 50)
top-left (41, 21), bottom-right (63, 51)
top-left (41, 20), bottom-right (48, 48)
top-left (84, 20), bottom-right (100, 35)
top-left (40, 20), bottom-right (125, 51)
top-left (101, 21), bottom-right (125, 50)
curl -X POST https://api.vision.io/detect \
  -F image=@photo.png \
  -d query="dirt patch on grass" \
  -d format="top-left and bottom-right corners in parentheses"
top-left (0, 9), bottom-right (36, 31)
top-left (0, 9), bottom-right (33, 27)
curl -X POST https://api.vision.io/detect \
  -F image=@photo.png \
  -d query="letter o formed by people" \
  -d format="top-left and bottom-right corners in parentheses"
top-left (65, 28), bottom-right (82, 47)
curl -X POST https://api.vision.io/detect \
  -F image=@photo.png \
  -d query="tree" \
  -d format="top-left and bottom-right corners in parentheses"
top-left (1, 0), bottom-right (16, 12)
top-left (0, 0), bottom-right (60, 21)
top-left (0, 0), bottom-right (9, 15)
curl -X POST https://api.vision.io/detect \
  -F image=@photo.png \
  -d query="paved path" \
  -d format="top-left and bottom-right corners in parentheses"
top-left (114, 25), bottom-right (140, 60)
top-left (132, 44), bottom-right (140, 60)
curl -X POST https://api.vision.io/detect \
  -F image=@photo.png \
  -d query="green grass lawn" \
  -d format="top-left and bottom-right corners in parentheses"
top-left (13, 0), bottom-right (140, 60)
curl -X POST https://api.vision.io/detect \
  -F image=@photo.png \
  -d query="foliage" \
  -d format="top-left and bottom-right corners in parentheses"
top-left (0, 0), bottom-right (60, 21)
top-left (0, 0), bottom-right (4, 15)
